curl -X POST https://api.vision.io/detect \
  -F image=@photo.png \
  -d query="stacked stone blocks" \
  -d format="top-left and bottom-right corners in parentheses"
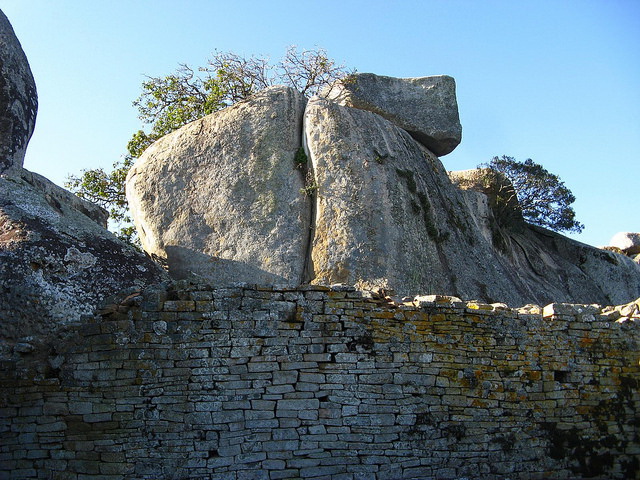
top-left (1, 282), bottom-right (638, 479)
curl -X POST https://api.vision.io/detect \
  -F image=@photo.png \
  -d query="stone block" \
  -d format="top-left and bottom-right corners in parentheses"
top-left (273, 371), bottom-right (298, 385)
top-left (262, 439), bottom-right (300, 452)
top-left (277, 399), bottom-right (320, 411)
top-left (162, 300), bottom-right (195, 312)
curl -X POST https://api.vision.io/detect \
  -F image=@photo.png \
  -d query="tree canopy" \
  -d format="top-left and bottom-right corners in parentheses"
top-left (66, 46), bottom-right (352, 244)
top-left (480, 156), bottom-right (584, 234)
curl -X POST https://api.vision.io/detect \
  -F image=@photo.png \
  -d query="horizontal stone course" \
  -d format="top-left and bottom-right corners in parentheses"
top-left (1, 282), bottom-right (639, 479)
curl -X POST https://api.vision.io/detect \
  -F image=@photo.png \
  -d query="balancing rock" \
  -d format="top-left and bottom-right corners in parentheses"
top-left (324, 73), bottom-right (462, 156)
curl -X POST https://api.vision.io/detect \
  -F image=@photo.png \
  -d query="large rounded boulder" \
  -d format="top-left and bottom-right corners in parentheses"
top-left (126, 86), bottom-right (310, 285)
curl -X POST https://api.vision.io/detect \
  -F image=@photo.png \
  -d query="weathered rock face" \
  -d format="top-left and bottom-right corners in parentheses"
top-left (324, 73), bottom-right (461, 156)
top-left (0, 9), bottom-right (37, 173)
top-left (609, 232), bottom-right (640, 255)
top-left (451, 168), bottom-right (640, 305)
top-left (0, 172), bottom-right (167, 356)
top-left (126, 86), bottom-right (310, 285)
top-left (303, 96), bottom-right (525, 301)
top-left (449, 168), bottom-right (523, 228)
top-left (303, 97), bottom-right (640, 305)
top-left (505, 225), bottom-right (640, 305)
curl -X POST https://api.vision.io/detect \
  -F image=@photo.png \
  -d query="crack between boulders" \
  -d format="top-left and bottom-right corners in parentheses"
top-left (300, 109), bottom-right (316, 284)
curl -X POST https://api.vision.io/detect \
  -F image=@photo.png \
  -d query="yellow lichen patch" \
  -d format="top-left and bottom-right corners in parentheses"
top-left (467, 302), bottom-right (494, 311)
top-left (522, 370), bottom-right (542, 382)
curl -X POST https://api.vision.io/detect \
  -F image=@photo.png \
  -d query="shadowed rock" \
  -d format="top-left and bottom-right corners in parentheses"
top-left (451, 168), bottom-right (640, 305)
top-left (0, 173), bottom-right (167, 355)
top-left (126, 86), bottom-right (310, 285)
top-left (0, 9), bottom-right (37, 173)
top-left (324, 73), bottom-right (462, 156)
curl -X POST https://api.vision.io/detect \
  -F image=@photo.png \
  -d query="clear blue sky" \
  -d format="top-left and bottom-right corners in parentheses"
top-left (3, 0), bottom-right (639, 247)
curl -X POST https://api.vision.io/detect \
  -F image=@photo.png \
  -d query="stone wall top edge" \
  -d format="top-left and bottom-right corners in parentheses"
top-left (100, 280), bottom-right (640, 325)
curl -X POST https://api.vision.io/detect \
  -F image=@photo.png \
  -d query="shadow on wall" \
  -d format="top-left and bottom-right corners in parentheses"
top-left (164, 245), bottom-right (291, 285)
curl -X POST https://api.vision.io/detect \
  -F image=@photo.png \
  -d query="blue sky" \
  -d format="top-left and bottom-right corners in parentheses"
top-left (2, 0), bottom-right (639, 247)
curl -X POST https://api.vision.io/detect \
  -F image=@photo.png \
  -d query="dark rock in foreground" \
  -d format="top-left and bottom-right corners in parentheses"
top-left (0, 9), bottom-right (37, 174)
top-left (0, 8), bottom-right (167, 356)
top-left (0, 171), bottom-right (167, 355)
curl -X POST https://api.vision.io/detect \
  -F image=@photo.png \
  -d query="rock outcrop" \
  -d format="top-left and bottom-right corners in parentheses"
top-left (126, 86), bottom-right (310, 285)
top-left (609, 232), bottom-right (640, 255)
top-left (303, 97), bottom-right (640, 305)
top-left (0, 9), bottom-right (167, 356)
top-left (450, 168), bottom-right (640, 305)
top-left (0, 9), bottom-right (37, 174)
top-left (0, 172), bottom-right (167, 355)
top-left (324, 73), bottom-right (462, 156)
top-left (125, 67), bottom-right (640, 306)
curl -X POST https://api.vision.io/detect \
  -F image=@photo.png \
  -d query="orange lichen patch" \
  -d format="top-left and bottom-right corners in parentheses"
top-left (402, 310), bottom-right (427, 322)
top-left (370, 310), bottom-right (396, 319)
top-left (576, 405), bottom-right (592, 415)
top-left (407, 320), bottom-right (433, 337)
top-left (523, 370), bottom-right (542, 382)
top-left (580, 337), bottom-right (596, 348)
top-left (466, 302), bottom-right (494, 311)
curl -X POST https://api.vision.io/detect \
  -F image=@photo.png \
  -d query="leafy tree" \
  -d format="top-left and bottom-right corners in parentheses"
top-left (480, 156), bottom-right (584, 233)
top-left (65, 156), bottom-right (138, 244)
top-left (66, 46), bottom-right (352, 243)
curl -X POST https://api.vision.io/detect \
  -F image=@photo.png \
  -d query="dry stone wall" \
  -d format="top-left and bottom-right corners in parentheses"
top-left (1, 282), bottom-right (639, 480)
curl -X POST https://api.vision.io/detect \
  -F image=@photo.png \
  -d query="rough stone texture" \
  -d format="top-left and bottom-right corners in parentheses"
top-left (0, 9), bottom-right (37, 174)
top-left (18, 168), bottom-right (108, 226)
top-left (451, 168), bottom-right (640, 306)
top-left (0, 8), bottom-right (167, 356)
top-left (0, 171), bottom-right (167, 356)
top-left (126, 86), bottom-right (310, 285)
top-left (609, 232), bottom-right (640, 255)
top-left (1, 282), bottom-right (638, 479)
top-left (304, 95), bottom-right (503, 297)
top-left (449, 167), bottom-right (524, 228)
top-left (503, 225), bottom-right (640, 306)
top-left (324, 73), bottom-right (462, 156)
top-left (304, 97), bottom-right (640, 306)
